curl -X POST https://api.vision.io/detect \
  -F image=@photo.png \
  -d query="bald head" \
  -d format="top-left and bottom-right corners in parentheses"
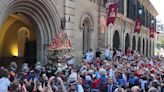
top-left (131, 86), bottom-right (141, 92)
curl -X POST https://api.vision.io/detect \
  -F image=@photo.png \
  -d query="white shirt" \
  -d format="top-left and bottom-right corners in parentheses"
top-left (140, 79), bottom-right (147, 90)
top-left (109, 69), bottom-right (115, 78)
top-left (86, 52), bottom-right (94, 63)
top-left (77, 84), bottom-right (84, 92)
top-left (0, 77), bottom-right (11, 92)
top-left (104, 49), bottom-right (110, 57)
top-left (67, 59), bottom-right (74, 65)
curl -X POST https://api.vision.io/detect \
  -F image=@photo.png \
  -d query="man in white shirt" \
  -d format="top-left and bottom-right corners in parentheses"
top-left (104, 47), bottom-right (113, 61)
top-left (0, 76), bottom-right (11, 92)
top-left (86, 49), bottom-right (94, 63)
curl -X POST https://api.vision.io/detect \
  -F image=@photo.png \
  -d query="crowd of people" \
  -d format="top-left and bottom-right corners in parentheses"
top-left (0, 47), bottom-right (164, 92)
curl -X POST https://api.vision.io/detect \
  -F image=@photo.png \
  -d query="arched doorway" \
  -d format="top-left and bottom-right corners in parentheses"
top-left (150, 41), bottom-right (152, 56)
top-left (113, 31), bottom-right (120, 50)
top-left (146, 39), bottom-right (148, 57)
top-left (82, 20), bottom-right (91, 52)
top-left (0, 0), bottom-right (60, 66)
top-left (125, 33), bottom-right (130, 52)
top-left (80, 14), bottom-right (93, 52)
top-left (132, 36), bottom-right (136, 51)
top-left (137, 37), bottom-right (141, 53)
top-left (142, 38), bottom-right (145, 55)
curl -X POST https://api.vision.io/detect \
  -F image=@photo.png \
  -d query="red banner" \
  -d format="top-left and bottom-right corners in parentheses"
top-left (107, 2), bottom-right (118, 26)
top-left (150, 27), bottom-right (155, 38)
top-left (134, 18), bottom-right (141, 33)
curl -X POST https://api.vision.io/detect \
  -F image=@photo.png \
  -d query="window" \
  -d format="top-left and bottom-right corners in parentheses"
top-left (127, 0), bottom-right (135, 20)
top-left (127, 0), bottom-right (130, 18)
top-left (154, 18), bottom-right (156, 31)
top-left (142, 8), bottom-right (146, 26)
top-left (118, 0), bottom-right (124, 14)
top-left (103, 0), bottom-right (107, 7)
top-left (146, 10), bottom-right (149, 27)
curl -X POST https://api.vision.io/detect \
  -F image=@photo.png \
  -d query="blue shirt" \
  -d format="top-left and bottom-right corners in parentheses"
top-left (128, 76), bottom-right (138, 85)
top-left (117, 78), bottom-right (126, 87)
top-left (95, 71), bottom-right (100, 79)
top-left (104, 49), bottom-right (112, 59)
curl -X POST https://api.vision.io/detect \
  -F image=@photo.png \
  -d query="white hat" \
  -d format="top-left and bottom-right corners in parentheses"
top-left (68, 72), bottom-right (77, 84)
top-left (58, 63), bottom-right (62, 67)
top-left (81, 70), bottom-right (87, 75)
top-left (88, 69), bottom-right (94, 74)
top-left (122, 56), bottom-right (127, 59)
top-left (85, 75), bottom-right (91, 81)
top-left (99, 68), bottom-right (107, 75)
top-left (80, 66), bottom-right (87, 72)
top-left (103, 60), bottom-right (108, 63)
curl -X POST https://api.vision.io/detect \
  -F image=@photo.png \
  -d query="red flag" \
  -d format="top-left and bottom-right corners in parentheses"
top-left (107, 2), bottom-right (118, 26)
top-left (150, 27), bottom-right (154, 38)
top-left (134, 18), bottom-right (141, 33)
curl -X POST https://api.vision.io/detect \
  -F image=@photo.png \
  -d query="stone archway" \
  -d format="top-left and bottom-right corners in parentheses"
top-left (113, 30), bottom-right (120, 50)
top-left (0, 0), bottom-right (61, 65)
top-left (132, 36), bottom-right (136, 51)
top-left (138, 37), bottom-right (141, 53)
top-left (142, 38), bottom-right (145, 55)
top-left (125, 33), bottom-right (130, 52)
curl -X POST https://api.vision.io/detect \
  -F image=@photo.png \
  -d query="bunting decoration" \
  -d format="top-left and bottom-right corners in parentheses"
top-left (149, 27), bottom-right (155, 38)
top-left (107, 2), bottom-right (118, 26)
top-left (48, 31), bottom-right (72, 50)
top-left (134, 18), bottom-right (141, 33)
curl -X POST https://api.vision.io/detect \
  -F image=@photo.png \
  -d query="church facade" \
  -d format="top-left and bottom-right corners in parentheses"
top-left (0, 0), bottom-right (158, 65)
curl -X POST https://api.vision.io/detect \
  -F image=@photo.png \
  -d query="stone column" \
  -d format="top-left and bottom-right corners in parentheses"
top-left (64, 0), bottom-right (75, 47)
top-left (107, 24), bottom-right (113, 49)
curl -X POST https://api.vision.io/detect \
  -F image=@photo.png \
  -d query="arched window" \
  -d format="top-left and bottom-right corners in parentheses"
top-left (113, 31), bottom-right (120, 50)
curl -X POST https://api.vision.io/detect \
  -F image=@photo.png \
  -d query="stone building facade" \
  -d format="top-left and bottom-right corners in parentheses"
top-left (0, 0), bottom-right (158, 65)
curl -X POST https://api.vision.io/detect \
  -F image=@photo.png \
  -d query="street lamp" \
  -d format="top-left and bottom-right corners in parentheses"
top-left (151, 18), bottom-right (154, 28)
top-left (151, 18), bottom-right (154, 24)
top-left (138, 8), bottom-right (143, 15)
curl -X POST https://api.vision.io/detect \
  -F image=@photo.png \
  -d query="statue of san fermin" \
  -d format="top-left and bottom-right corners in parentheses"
top-left (46, 20), bottom-right (72, 68)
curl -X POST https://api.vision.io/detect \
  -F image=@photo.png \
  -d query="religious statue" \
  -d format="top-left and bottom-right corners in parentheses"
top-left (136, 22), bottom-right (141, 30)
top-left (109, 8), bottom-right (116, 18)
